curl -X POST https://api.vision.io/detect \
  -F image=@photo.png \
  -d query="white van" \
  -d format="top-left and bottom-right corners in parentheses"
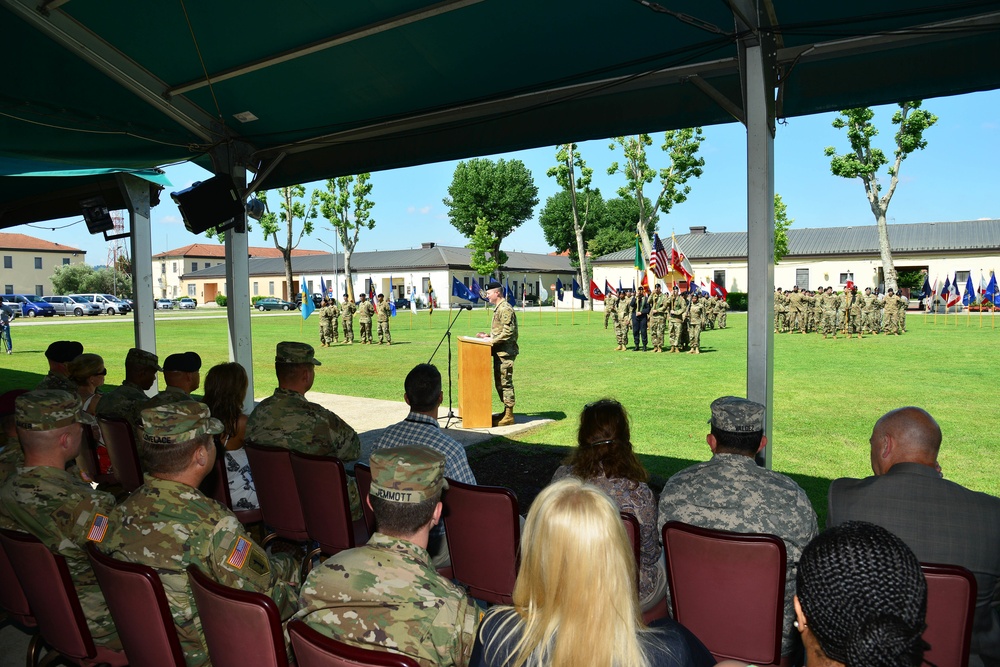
top-left (70, 293), bottom-right (129, 315)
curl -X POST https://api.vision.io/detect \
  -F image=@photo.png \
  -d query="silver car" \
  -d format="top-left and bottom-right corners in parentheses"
top-left (43, 295), bottom-right (102, 316)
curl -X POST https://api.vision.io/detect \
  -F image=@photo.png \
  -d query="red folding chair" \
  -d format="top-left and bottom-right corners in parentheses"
top-left (97, 415), bottom-right (144, 492)
top-left (921, 562), bottom-right (977, 667)
top-left (244, 442), bottom-right (309, 547)
top-left (354, 463), bottom-right (376, 536)
top-left (288, 619), bottom-right (420, 667)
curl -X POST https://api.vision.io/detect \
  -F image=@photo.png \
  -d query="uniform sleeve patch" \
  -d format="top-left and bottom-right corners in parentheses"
top-left (87, 514), bottom-right (109, 542)
top-left (227, 536), bottom-right (251, 569)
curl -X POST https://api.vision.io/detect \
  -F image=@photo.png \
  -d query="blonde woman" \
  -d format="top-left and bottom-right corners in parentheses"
top-left (67, 352), bottom-right (111, 474)
top-left (472, 478), bottom-right (713, 667)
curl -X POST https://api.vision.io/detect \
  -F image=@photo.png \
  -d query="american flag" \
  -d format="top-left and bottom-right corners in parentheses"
top-left (87, 514), bottom-right (109, 542)
top-left (227, 537), bottom-right (252, 569)
top-left (649, 234), bottom-right (669, 279)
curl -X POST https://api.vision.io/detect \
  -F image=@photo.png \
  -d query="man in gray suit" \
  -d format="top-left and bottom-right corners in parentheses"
top-left (828, 407), bottom-right (1000, 667)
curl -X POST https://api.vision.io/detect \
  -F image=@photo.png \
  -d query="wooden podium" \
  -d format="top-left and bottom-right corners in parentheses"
top-left (457, 336), bottom-right (493, 428)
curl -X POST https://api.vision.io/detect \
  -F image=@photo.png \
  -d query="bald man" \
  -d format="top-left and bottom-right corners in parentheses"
top-left (828, 407), bottom-right (1000, 667)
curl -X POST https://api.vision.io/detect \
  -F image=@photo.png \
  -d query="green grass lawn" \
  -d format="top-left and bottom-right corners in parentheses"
top-left (3, 307), bottom-right (998, 523)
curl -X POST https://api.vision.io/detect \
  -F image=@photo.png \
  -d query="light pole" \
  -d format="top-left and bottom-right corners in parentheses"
top-left (315, 236), bottom-right (340, 297)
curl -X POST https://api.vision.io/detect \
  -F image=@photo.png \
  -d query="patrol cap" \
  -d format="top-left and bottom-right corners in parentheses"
top-left (140, 400), bottom-right (223, 446)
top-left (487, 280), bottom-right (503, 291)
top-left (45, 340), bottom-right (84, 363)
top-left (125, 347), bottom-right (162, 371)
top-left (15, 390), bottom-right (96, 431)
top-left (163, 351), bottom-right (202, 373)
top-left (275, 341), bottom-right (321, 366)
top-left (369, 446), bottom-right (448, 504)
top-left (0, 388), bottom-right (29, 416)
top-left (709, 396), bottom-right (765, 433)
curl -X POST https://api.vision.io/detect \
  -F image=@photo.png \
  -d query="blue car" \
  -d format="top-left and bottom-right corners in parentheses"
top-left (4, 294), bottom-right (56, 317)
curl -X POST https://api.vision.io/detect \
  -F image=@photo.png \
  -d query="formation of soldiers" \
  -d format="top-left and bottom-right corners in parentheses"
top-left (318, 292), bottom-right (394, 347)
top-left (774, 285), bottom-right (908, 338)
top-left (604, 284), bottom-right (728, 354)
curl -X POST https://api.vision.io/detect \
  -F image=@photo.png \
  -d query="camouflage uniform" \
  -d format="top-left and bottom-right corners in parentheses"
top-left (615, 292), bottom-right (633, 348)
top-left (822, 290), bottom-right (839, 337)
top-left (773, 290), bottom-right (786, 333)
top-left (861, 291), bottom-right (878, 334)
top-left (328, 300), bottom-right (341, 343)
top-left (648, 289), bottom-right (668, 352)
top-left (848, 291), bottom-right (863, 336)
top-left (376, 297), bottom-right (392, 344)
top-left (0, 390), bottom-right (119, 648)
top-left (687, 297), bottom-right (705, 353)
top-left (142, 385), bottom-right (195, 411)
top-left (36, 371), bottom-right (78, 393)
top-left (811, 291), bottom-right (825, 333)
top-left (898, 293), bottom-right (908, 332)
top-left (883, 292), bottom-right (901, 334)
top-left (358, 297), bottom-right (375, 344)
top-left (667, 291), bottom-right (687, 351)
top-left (787, 289), bottom-right (804, 332)
top-left (319, 302), bottom-right (337, 346)
top-left (295, 446), bottom-right (481, 667)
top-left (718, 298), bottom-right (729, 329)
top-left (0, 439), bottom-right (24, 485)
top-left (490, 298), bottom-right (519, 409)
top-left (604, 292), bottom-right (619, 333)
top-left (96, 380), bottom-right (150, 426)
top-left (657, 397), bottom-right (818, 657)
top-left (341, 297), bottom-right (357, 343)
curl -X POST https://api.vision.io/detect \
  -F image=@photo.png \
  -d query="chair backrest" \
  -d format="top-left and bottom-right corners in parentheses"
top-left (354, 463), bottom-right (376, 535)
top-left (441, 479), bottom-right (520, 604)
top-left (620, 511), bottom-right (641, 589)
top-left (244, 442), bottom-right (309, 542)
top-left (287, 619), bottom-right (421, 667)
top-left (921, 562), bottom-right (977, 667)
top-left (662, 521), bottom-right (786, 665)
top-left (86, 543), bottom-right (186, 667)
top-left (97, 415), bottom-right (144, 492)
top-left (78, 426), bottom-right (115, 486)
top-left (0, 528), bottom-right (97, 661)
top-left (291, 451), bottom-right (359, 556)
top-left (202, 442), bottom-right (232, 507)
top-left (0, 529), bottom-right (35, 628)
top-left (187, 564), bottom-right (290, 667)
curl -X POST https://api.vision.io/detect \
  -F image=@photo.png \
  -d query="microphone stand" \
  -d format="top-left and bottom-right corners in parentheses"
top-left (428, 305), bottom-right (470, 428)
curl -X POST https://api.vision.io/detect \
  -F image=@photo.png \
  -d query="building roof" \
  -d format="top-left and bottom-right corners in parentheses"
top-left (182, 244), bottom-right (573, 280)
top-left (0, 232), bottom-right (84, 253)
top-left (154, 243), bottom-right (329, 260)
top-left (595, 220), bottom-right (1000, 263)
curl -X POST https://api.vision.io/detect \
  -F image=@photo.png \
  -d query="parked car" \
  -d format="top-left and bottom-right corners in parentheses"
top-left (43, 295), bottom-right (102, 316)
top-left (177, 297), bottom-right (197, 309)
top-left (5, 293), bottom-right (56, 317)
top-left (294, 293), bottom-right (324, 309)
top-left (394, 298), bottom-right (411, 309)
top-left (255, 297), bottom-right (296, 311)
top-left (71, 293), bottom-right (129, 315)
top-left (0, 298), bottom-right (15, 319)
top-left (155, 298), bottom-right (174, 310)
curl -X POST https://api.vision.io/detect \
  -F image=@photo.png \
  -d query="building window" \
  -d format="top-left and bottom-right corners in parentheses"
top-left (422, 277), bottom-right (431, 294)
top-left (2, 256), bottom-right (10, 269)
top-left (253, 282), bottom-right (259, 296)
top-left (191, 262), bottom-right (198, 272)
top-left (161, 263), bottom-right (166, 274)
top-left (955, 271), bottom-right (970, 285)
top-left (3, 285), bottom-right (11, 293)
top-left (839, 272), bottom-right (854, 285)
top-left (463, 277), bottom-right (470, 288)
top-left (172, 262), bottom-right (177, 273)
top-left (188, 284), bottom-right (196, 296)
top-left (268, 281), bottom-right (274, 296)
top-left (795, 269), bottom-right (808, 290)
top-left (714, 270), bottom-right (727, 288)
top-left (62, 258), bottom-right (71, 265)
top-left (34, 257), bottom-right (42, 270)
top-left (35, 285), bottom-right (43, 296)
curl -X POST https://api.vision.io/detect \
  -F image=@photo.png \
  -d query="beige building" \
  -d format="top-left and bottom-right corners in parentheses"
top-left (153, 243), bottom-right (327, 300)
top-left (0, 232), bottom-right (86, 296)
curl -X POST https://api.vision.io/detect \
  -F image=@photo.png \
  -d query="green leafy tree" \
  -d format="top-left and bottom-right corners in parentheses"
top-left (468, 218), bottom-right (505, 278)
top-left (607, 129), bottom-right (704, 259)
top-left (586, 195), bottom-right (656, 258)
top-left (259, 185), bottom-right (317, 300)
top-left (84, 267), bottom-right (132, 297)
top-left (824, 101), bottom-right (937, 292)
top-left (539, 189), bottom-right (606, 264)
top-left (774, 194), bottom-right (793, 263)
top-left (444, 158), bottom-right (538, 279)
top-left (50, 263), bottom-right (95, 294)
top-left (316, 174), bottom-right (374, 302)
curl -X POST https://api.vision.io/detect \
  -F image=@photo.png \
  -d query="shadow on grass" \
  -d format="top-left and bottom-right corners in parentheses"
top-left (0, 369), bottom-right (46, 394)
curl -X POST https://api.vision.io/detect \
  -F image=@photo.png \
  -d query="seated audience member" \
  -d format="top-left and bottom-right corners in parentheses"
top-left (202, 362), bottom-right (258, 510)
top-left (96, 347), bottom-right (161, 426)
top-left (100, 401), bottom-right (299, 666)
top-left (0, 390), bottom-right (119, 648)
top-left (369, 363), bottom-right (477, 566)
top-left (67, 353), bottom-right (108, 415)
top-left (247, 341), bottom-right (361, 517)
top-left (36, 340), bottom-right (84, 392)
top-left (658, 396), bottom-right (818, 659)
top-left (551, 398), bottom-right (665, 612)
top-left (828, 406), bottom-right (1000, 667)
top-left (472, 477), bottom-right (714, 667)
top-left (295, 446), bottom-right (481, 666)
top-left (0, 389), bottom-right (29, 484)
top-left (142, 351), bottom-right (202, 410)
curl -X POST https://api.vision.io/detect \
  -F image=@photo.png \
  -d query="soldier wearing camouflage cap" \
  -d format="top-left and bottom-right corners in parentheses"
top-left (96, 347), bottom-right (162, 427)
top-left (295, 445), bottom-right (480, 666)
top-left (657, 396), bottom-right (818, 658)
top-left (35, 340), bottom-right (84, 393)
top-left (101, 401), bottom-right (299, 666)
top-left (247, 341), bottom-right (361, 516)
top-left (0, 390), bottom-right (120, 648)
top-left (0, 388), bottom-right (29, 485)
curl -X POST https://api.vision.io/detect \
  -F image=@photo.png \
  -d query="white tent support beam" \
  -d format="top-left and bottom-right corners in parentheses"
top-left (117, 173), bottom-right (156, 393)
top-left (224, 167), bottom-right (255, 414)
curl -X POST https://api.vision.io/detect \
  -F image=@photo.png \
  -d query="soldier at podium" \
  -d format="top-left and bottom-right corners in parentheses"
top-left (477, 280), bottom-right (519, 427)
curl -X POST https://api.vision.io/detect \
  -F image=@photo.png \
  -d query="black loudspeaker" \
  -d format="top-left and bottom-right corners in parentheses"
top-left (170, 174), bottom-right (246, 235)
top-left (80, 196), bottom-right (115, 234)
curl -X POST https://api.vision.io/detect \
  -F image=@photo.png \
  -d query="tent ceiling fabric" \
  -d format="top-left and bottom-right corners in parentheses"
top-left (1, 0), bottom-right (998, 193)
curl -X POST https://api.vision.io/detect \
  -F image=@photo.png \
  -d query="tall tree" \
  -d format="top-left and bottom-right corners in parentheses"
top-left (539, 189), bottom-right (606, 262)
top-left (546, 143), bottom-right (600, 309)
top-left (774, 194), bottom-right (793, 263)
top-left (824, 101), bottom-right (937, 292)
top-left (586, 195), bottom-right (656, 258)
top-left (607, 128), bottom-right (704, 259)
top-left (468, 218), bottom-right (504, 279)
top-left (443, 158), bottom-right (538, 279)
top-left (259, 185), bottom-right (317, 300)
top-left (316, 174), bottom-right (374, 302)
top-left (50, 263), bottom-right (95, 295)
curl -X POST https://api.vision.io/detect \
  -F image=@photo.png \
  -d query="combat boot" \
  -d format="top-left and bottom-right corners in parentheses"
top-left (497, 406), bottom-right (515, 427)
top-left (643, 345), bottom-right (648, 352)
top-left (693, 347), bottom-right (701, 354)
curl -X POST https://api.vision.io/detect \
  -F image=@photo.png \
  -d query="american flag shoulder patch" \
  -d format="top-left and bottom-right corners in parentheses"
top-left (227, 537), bottom-right (251, 569)
top-left (87, 514), bottom-right (109, 542)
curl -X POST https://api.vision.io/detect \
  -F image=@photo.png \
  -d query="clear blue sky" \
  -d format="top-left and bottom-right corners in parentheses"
top-left (21, 89), bottom-right (1000, 263)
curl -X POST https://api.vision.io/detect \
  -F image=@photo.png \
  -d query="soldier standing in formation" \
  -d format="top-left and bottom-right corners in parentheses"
top-left (615, 288), bottom-right (633, 351)
top-left (375, 293), bottom-right (392, 345)
top-left (667, 286), bottom-right (687, 353)
top-left (604, 289), bottom-right (619, 349)
top-left (649, 284), bottom-right (668, 353)
top-left (631, 286), bottom-right (651, 352)
top-left (319, 299), bottom-right (335, 348)
top-left (357, 293), bottom-right (375, 344)
top-left (341, 293), bottom-right (357, 344)
top-left (687, 294), bottom-right (705, 354)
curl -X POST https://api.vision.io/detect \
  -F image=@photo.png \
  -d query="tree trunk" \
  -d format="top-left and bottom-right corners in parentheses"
top-left (574, 227), bottom-right (591, 311)
top-left (283, 248), bottom-right (293, 301)
top-left (340, 226), bottom-right (355, 302)
top-left (876, 212), bottom-right (897, 293)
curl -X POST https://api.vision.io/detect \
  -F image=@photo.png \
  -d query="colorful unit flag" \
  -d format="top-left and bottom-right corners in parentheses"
top-left (649, 233), bottom-right (669, 279)
top-left (589, 280), bottom-right (605, 301)
top-left (709, 279), bottom-right (727, 299)
top-left (451, 276), bottom-right (477, 302)
top-left (505, 278), bottom-right (515, 306)
top-left (669, 234), bottom-right (694, 281)
top-left (556, 278), bottom-right (565, 300)
top-left (538, 276), bottom-right (549, 302)
top-left (963, 274), bottom-right (975, 306)
top-left (920, 275), bottom-right (932, 300)
top-left (605, 280), bottom-right (617, 297)
top-left (634, 235), bottom-right (645, 272)
top-left (320, 276), bottom-right (327, 299)
top-left (300, 276), bottom-right (315, 319)
top-left (985, 273), bottom-right (998, 305)
top-left (948, 275), bottom-right (962, 307)
top-left (470, 278), bottom-right (483, 301)
top-left (572, 278), bottom-right (588, 302)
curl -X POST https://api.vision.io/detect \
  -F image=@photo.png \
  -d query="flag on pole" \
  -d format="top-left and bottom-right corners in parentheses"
top-left (556, 278), bottom-right (565, 301)
top-left (451, 276), bottom-right (477, 303)
top-left (948, 274), bottom-right (962, 307)
top-left (618, 279), bottom-right (624, 293)
top-left (649, 233), bottom-right (669, 279)
top-left (709, 279), bottom-right (728, 299)
top-left (634, 236), bottom-right (645, 272)
top-left (963, 274), bottom-right (975, 306)
top-left (640, 272), bottom-right (649, 289)
top-left (930, 276), bottom-right (939, 302)
top-left (920, 275), bottom-right (931, 300)
top-left (300, 276), bottom-right (315, 319)
top-left (470, 278), bottom-right (483, 302)
top-left (538, 276), bottom-right (549, 302)
top-left (669, 233), bottom-right (694, 281)
top-left (388, 274), bottom-right (397, 316)
top-left (985, 273), bottom-right (998, 305)
top-left (427, 279), bottom-right (434, 312)
top-left (368, 277), bottom-right (376, 303)
top-left (505, 278), bottom-right (515, 306)
top-left (320, 276), bottom-right (327, 299)
top-left (980, 273), bottom-right (989, 300)
top-left (572, 278), bottom-right (588, 302)
top-left (940, 277), bottom-right (952, 305)
top-left (605, 280), bottom-right (617, 297)
top-left (589, 280), bottom-right (605, 301)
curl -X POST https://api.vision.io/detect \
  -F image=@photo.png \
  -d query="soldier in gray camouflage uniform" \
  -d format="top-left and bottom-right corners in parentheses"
top-left (101, 401), bottom-right (299, 666)
top-left (0, 390), bottom-right (120, 648)
top-left (35, 340), bottom-right (84, 392)
top-left (295, 445), bottom-right (481, 666)
top-left (687, 294), bottom-right (705, 354)
top-left (478, 281), bottom-right (519, 426)
top-left (96, 347), bottom-right (161, 427)
top-left (649, 284), bottom-right (668, 353)
top-left (247, 342), bottom-right (361, 516)
top-left (358, 293), bottom-right (375, 344)
top-left (341, 293), bottom-right (357, 344)
top-left (658, 396), bottom-right (818, 659)
top-left (604, 289), bottom-right (619, 342)
top-left (376, 293), bottom-right (393, 345)
top-left (615, 288), bottom-right (633, 350)
top-left (319, 298), bottom-right (336, 347)
top-left (667, 287), bottom-right (686, 353)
